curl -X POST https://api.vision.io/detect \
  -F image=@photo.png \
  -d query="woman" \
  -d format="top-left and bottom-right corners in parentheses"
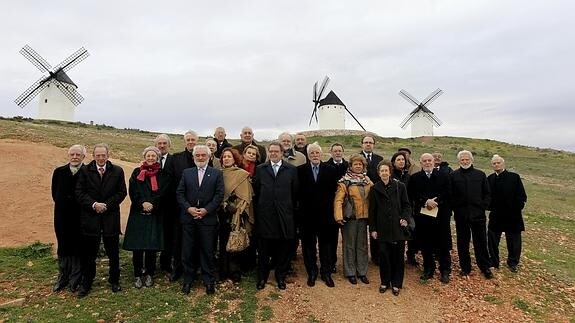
top-left (391, 151), bottom-right (410, 187)
top-left (334, 154), bottom-right (373, 285)
top-left (123, 146), bottom-right (170, 289)
top-left (240, 144), bottom-right (260, 177)
top-left (206, 138), bottom-right (222, 169)
top-left (369, 160), bottom-right (412, 296)
top-left (218, 148), bottom-right (254, 282)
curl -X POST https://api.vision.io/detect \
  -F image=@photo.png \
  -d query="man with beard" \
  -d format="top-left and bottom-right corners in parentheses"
top-left (279, 132), bottom-right (306, 167)
top-left (233, 127), bottom-right (267, 164)
top-left (294, 133), bottom-right (309, 162)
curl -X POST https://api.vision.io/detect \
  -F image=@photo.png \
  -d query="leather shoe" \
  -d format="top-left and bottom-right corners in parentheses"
top-left (181, 282), bottom-right (192, 295)
top-left (439, 272), bottom-right (450, 284)
top-left (392, 287), bottom-right (400, 296)
top-left (53, 280), bottom-right (68, 292)
top-left (134, 277), bottom-right (143, 289)
top-left (482, 269), bottom-right (494, 279)
top-left (509, 265), bottom-right (518, 273)
top-left (307, 275), bottom-right (316, 287)
top-left (111, 283), bottom-right (122, 293)
top-left (359, 276), bottom-right (370, 284)
top-left (347, 276), bottom-right (357, 285)
top-left (205, 284), bottom-right (215, 295)
top-left (144, 275), bottom-right (154, 287)
top-left (321, 275), bottom-right (335, 288)
top-left (277, 280), bottom-right (287, 290)
top-left (459, 270), bottom-right (471, 277)
top-left (256, 280), bottom-right (266, 290)
top-left (420, 270), bottom-right (434, 280)
top-left (379, 285), bottom-right (388, 293)
top-left (77, 285), bottom-right (90, 298)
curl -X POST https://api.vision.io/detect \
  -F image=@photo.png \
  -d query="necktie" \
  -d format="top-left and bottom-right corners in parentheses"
top-left (367, 154), bottom-right (372, 164)
top-left (98, 167), bottom-right (105, 178)
top-left (313, 166), bottom-right (319, 181)
top-left (198, 168), bottom-right (205, 185)
top-left (273, 164), bottom-right (279, 176)
top-left (161, 156), bottom-right (165, 169)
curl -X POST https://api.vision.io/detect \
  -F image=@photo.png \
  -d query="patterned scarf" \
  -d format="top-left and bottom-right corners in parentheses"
top-left (136, 162), bottom-right (161, 191)
top-left (340, 169), bottom-right (370, 186)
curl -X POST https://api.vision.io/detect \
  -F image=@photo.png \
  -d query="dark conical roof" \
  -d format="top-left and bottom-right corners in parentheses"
top-left (319, 91), bottom-right (345, 107)
top-left (53, 69), bottom-right (77, 87)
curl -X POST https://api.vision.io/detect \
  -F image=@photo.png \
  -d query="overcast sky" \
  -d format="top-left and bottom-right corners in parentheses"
top-left (2, 0), bottom-right (574, 152)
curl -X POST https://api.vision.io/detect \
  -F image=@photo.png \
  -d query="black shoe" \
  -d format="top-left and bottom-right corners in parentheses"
top-left (277, 280), bottom-right (287, 290)
top-left (331, 266), bottom-right (337, 274)
top-left (170, 271), bottom-right (182, 282)
top-left (69, 282), bottom-right (80, 293)
top-left (52, 280), bottom-right (68, 292)
top-left (509, 265), bottom-right (518, 273)
top-left (482, 269), bottom-right (494, 279)
top-left (358, 276), bottom-right (370, 284)
top-left (205, 284), bottom-right (215, 295)
top-left (231, 272), bottom-right (242, 283)
top-left (307, 275), bottom-right (316, 287)
top-left (379, 285), bottom-right (388, 293)
top-left (439, 272), bottom-right (450, 284)
top-left (420, 270), bottom-right (434, 280)
top-left (77, 285), bottom-right (90, 298)
top-left (134, 277), bottom-right (143, 289)
top-left (321, 275), bottom-right (335, 288)
top-left (181, 282), bottom-right (192, 295)
top-left (111, 283), bottom-right (122, 293)
top-left (256, 280), bottom-right (266, 290)
top-left (392, 287), bottom-right (400, 296)
top-left (347, 276), bottom-right (357, 285)
top-left (459, 270), bottom-right (471, 277)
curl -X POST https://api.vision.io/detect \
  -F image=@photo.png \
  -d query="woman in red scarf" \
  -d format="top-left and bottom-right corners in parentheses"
top-left (240, 144), bottom-right (260, 177)
top-left (123, 146), bottom-right (170, 289)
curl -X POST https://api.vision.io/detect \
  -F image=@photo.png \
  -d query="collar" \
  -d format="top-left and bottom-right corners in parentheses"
top-left (271, 160), bottom-right (283, 168)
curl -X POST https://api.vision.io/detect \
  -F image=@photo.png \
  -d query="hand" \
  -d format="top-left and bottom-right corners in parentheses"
top-left (399, 219), bottom-right (408, 227)
top-left (426, 197), bottom-right (438, 210)
top-left (142, 202), bottom-right (153, 213)
top-left (337, 220), bottom-right (346, 226)
top-left (94, 202), bottom-right (107, 214)
top-left (371, 231), bottom-right (378, 239)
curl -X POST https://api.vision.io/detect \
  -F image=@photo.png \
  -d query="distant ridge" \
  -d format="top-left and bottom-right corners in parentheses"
top-left (298, 129), bottom-right (378, 137)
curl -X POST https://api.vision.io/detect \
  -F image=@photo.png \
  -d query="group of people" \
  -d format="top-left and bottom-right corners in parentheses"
top-left (51, 127), bottom-right (527, 298)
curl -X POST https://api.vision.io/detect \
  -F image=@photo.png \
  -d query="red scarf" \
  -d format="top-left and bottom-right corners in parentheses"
top-left (242, 160), bottom-right (256, 177)
top-left (137, 162), bottom-right (161, 191)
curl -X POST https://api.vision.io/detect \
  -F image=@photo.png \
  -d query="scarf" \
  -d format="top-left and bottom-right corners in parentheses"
top-left (283, 148), bottom-right (295, 159)
top-left (242, 160), bottom-right (256, 177)
top-left (222, 167), bottom-right (255, 233)
top-left (136, 162), bottom-right (161, 191)
top-left (340, 169), bottom-right (370, 186)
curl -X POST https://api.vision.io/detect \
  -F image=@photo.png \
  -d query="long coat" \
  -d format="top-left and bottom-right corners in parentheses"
top-left (326, 158), bottom-right (348, 179)
top-left (176, 166), bottom-right (224, 226)
top-left (368, 180), bottom-right (412, 242)
top-left (449, 165), bottom-right (490, 222)
top-left (253, 161), bottom-right (299, 239)
top-left (52, 164), bottom-right (84, 256)
top-left (408, 170), bottom-right (451, 219)
top-left (297, 162), bottom-right (339, 229)
top-left (123, 166), bottom-right (171, 250)
top-left (75, 160), bottom-right (127, 237)
top-left (360, 151), bottom-right (384, 183)
top-left (487, 170), bottom-right (527, 233)
top-left (334, 179), bottom-right (372, 222)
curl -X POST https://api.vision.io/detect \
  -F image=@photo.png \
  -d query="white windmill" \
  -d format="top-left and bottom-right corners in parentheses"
top-left (399, 88), bottom-right (443, 137)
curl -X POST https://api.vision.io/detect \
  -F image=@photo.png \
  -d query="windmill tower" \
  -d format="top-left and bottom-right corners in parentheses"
top-left (399, 88), bottom-right (443, 137)
top-left (309, 76), bottom-right (366, 131)
top-left (15, 45), bottom-right (89, 122)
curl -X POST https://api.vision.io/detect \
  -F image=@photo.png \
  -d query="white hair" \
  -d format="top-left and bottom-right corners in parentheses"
top-left (306, 142), bottom-right (322, 154)
top-left (457, 150), bottom-right (474, 161)
top-left (491, 154), bottom-right (505, 163)
top-left (184, 130), bottom-right (198, 139)
top-left (278, 132), bottom-right (293, 142)
top-left (68, 144), bottom-right (86, 156)
top-left (92, 143), bottom-right (110, 155)
top-left (154, 134), bottom-right (171, 146)
top-left (420, 153), bottom-right (434, 162)
top-left (192, 144), bottom-right (211, 157)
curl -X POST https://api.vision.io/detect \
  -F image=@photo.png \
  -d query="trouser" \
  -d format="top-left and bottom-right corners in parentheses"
top-left (378, 240), bottom-right (406, 288)
top-left (488, 230), bottom-right (522, 267)
top-left (132, 250), bottom-right (157, 277)
top-left (342, 219), bottom-right (368, 277)
top-left (181, 223), bottom-right (217, 285)
top-left (301, 225), bottom-right (336, 277)
top-left (406, 213), bottom-right (422, 260)
top-left (257, 238), bottom-right (291, 283)
top-left (329, 226), bottom-right (340, 269)
top-left (56, 256), bottom-right (82, 288)
top-left (420, 215), bottom-right (452, 274)
top-left (159, 211), bottom-right (175, 271)
top-left (81, 234), bottom-right (120, 288)
top-left (171, 218), bottom-right (183, 275)
top-left (455, 217), bottom-right (491, 273)
top-left (217, 219), bottom-right (241, 279)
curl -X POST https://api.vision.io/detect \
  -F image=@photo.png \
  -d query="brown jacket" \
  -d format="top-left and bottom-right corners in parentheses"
top-left (334, 181), bottom-right (373, 222)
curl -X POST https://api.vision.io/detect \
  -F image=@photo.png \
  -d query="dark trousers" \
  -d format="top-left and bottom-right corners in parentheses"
top-left (369, 235), bottom-right (379, 264)
top-left (329, 226), bottom-right (340, 269)
top-left (159, 211), bottom-right (176, 271)
top-left (181, 223), bottom-right (217, 285)
top-left (406, 214), bottom-right (422, 260)
top-left (81, 234), bottom-right (120, 287)
top-left (488, 230), bottom-right (522, 267)
top-left (171, 218), bottom-right (183, 275)
top-left (257, 238), bottom-right (291, 283)
top-left (455, 217), bottom-right (491, 273)
top-left (132, 250), bottom-right (157, 277)
top-left (420, 215), bottom-right (452, 274)
top-left (217, 220), bottom-right (241, 280)
top-left (301, 225), bottom-right (336, 277)
top-left (56, 256), bottom-right (82, 288)
top-left (378, 240), bottom-right (406, 288)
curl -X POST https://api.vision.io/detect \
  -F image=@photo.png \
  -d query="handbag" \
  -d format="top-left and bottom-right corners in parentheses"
top-left (226, 227), bottom-right (250, 252)
top-left (343, 195), bottom-right (355, 220)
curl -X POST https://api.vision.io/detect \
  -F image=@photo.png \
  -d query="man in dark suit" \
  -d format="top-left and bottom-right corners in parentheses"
top-left (232, 126), bottom-right (267, 164)
top-left (176, 145), bottom-right (224, 295)
top-left (326, 142), bottom-right (348, 271)
top-left (253, 142), bottom-right (299, 290)
top-left (155, 134), bottom-right (176, 273)
top-left (51, 144), bottom-right (86, 292)
top-left (487, 154), bottom-right (527, 273)
top-left (213, 126), bottom-right (232, 159)
top-left (75, 143), bottom-right (127, 297)
top-left (298, 143), bottom-right (339, 287)
top-left (360, 135), bottom-right (384, 264)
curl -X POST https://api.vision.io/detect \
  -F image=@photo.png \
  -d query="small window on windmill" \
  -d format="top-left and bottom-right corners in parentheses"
top-left (44, 99), bottom-right (48, 103)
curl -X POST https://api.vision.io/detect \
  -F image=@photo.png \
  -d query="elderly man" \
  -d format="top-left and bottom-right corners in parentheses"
top-left (432, 152), bottom-right (453, 176)
top-left (213, 126), bottom-right (232, 159)
top-left (408, 153), bottom-right (452, 283)
top-left (176, 145), bottom-right (224, 295)
top-left (294, 132), bottom-right (309, 162)
top-left (487, 155), bottom-right (527, 273)
top-left (298, 143), bottom-right (339, 287)
top-left (233, 126), bottom-right (267, 164)
top-left (75, 144), bottom-right (127, 297)
top-left (450, 150), bottom-right (493, 279)
top-left (327, 143), bottom-right (348, 178)
top-left (278, 132), bottom-right (306, 167)
top-left (51, 144), bottom-right (86, 292)
top-left (253, 142), bottom-right (299, 290)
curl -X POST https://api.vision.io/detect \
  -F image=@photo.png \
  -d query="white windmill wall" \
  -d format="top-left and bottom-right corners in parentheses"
top-left (410, 110), bottom-right (434, 137)
top-left (37, 83), bottom-right (75, 122)
top-left (317, 104), bottom-right (345, 129)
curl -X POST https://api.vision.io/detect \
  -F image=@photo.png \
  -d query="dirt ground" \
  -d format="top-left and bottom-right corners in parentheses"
top-left (0, 139), bottom-right (545, 322)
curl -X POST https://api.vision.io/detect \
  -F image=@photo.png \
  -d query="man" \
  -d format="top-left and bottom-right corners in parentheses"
top-left (450, 150), bottom-right (493, 279)
top-left (398, 147), bottom-right (422, 175)
top-left (213, 126), bottom-right (232, 159)
top-left (233, 126), bottom-right (267, 164)
top-left (294, 132), bottom-right (308, 162)
top-left (297, 143), bottom-right (339, 287)
top-left (176, 145), bottom-right (224, 295)
top-left (487, 154), bottom-right (527, 273)
top-left (75, 144), bottom-right (127, 297)
top-left (360, 135), bottom-right (383, 264)
top-left (327, 143), bottom-right (348, 178)
top-left (408, 153), bottom-right (452, 283)
top-left (51, 144), bottom-right (86, 292)
top-left (253, 142), bottom-right (299, 290)
top-left (432, 152), bottom-right (453, 176)
top-left (278, 132), bottom-right (306, 167)
top-left (165, 130), bottom-right (198, 281)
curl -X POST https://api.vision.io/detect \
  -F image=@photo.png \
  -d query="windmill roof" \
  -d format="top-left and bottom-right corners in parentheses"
top-left (54, 69), bottom-right (77, 87)
top-left (319, 91), bottom-right (345, 107)
top-left (410, 105), bottom-right (433, 115)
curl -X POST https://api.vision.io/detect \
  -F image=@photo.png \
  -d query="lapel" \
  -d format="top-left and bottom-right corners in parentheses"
top-left (200, 167), bottom-right (213, 187)
top-left (266, 162), bottom-right (275, 178)
top-left (189, 167), bottom-right (200, 189)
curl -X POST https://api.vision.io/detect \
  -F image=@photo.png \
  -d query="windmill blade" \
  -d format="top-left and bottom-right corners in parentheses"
top-left (53, 79), bottom-right (84, 106)
top-left (313, 81), bottom-right (318, 102)
top-left (399, 112), bottom-right (417, 129)
top-left (421, 88), bottom-right (443, 107)
top-left (398, 89), bottom-right (421, 107)
top-left (317, 75), bottom-right (330, 100)
top-left (343, 107), bottom-right (366, 131)
top-left (20, 45), bottom-right (52, 73)
top-left (308, 103), bottom-right (319, 126)
top-left (426, 112), bottom-right (443, 127)
top-left (54, 47), bottom-right (89, 73)
top-left (14, 75), bottom-right (51, 108)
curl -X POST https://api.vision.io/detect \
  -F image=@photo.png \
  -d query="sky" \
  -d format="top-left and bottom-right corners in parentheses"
top-left (1, 0), bottom-right (574, 152)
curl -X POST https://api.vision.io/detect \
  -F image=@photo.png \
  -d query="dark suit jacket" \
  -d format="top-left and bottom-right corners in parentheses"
top-left (450, 165), bottom-right (490, 222)
top-left (176, 166), bottom-right (224, 226)
top-left (360, 151), bottom-right (384, 183)
top-left (75, 160), bottom-right (127, 237)
top-left (487, 170), bottom-right (527, 232)
top-left (297, 162), bottom-right (339, 228)
top-left (52, 163), bottom-right (84, 255)
top-left (408, 170), bottom-right (451, 219)
top-left (326, 158), bottom-right (349, 179)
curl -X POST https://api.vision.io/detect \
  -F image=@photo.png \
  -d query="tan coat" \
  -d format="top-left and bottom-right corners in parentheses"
top-left (334, 181), bottom-right (372, 222)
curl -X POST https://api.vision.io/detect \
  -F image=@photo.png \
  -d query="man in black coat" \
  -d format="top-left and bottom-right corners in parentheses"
top-left (487, 154), bottom-right (527, 273)
top-left (294, 132), bottom-right (309, 163)
top-left (298, 143), bottom-right (339, 288)
top-left (75, 143), bottom-right (127, 297)
top-left (232, 126), bottom-right (267, 164)
top-left (253, 142), bottom-right (299, 290)
top-left (51, 144), bottom-right (86, 292)
top-left (326, 142), bottom-right (348, 271)
top-left (450, 150), bottom-right (493, 279)
top-left (408, 153), bottom-right (452, 283)
top-left (213, 126), bottom-right (232, 159)
top-left (176, 145), bottom-right (224, 295)
top-left (360, 135), bottom-right (384, 264)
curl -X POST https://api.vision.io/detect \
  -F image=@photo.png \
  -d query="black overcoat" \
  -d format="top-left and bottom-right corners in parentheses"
top-left (52, 163), bottom-right (84, 256)
top-left (360, 151), bottom-right (384, 183)
top-left (297, 162), bottom-right (339, 229)
top-left (487, 170), bottom-right (527, 232)
top-left (326, 158), bottom-right (348, 179)
top-left (449, 165), bottom-right (490, 222)
top-left (408, 170), bottom-right (451, 219)
top-left (75, 160), bottom-right (127, 237)
top-left (368, 180), bottom-right (412, 242)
